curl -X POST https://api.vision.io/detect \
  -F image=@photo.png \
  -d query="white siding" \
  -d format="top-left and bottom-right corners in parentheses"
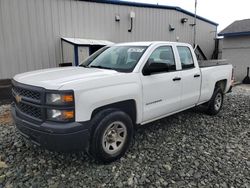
top-left (222, 36), bottom-right (250, 81)
top-left (0, 0), bottom-right (217, 79)
top-left (62, 40), bottom-right (74, 64)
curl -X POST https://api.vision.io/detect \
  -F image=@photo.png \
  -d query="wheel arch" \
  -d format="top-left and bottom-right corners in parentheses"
top-left (91, 99), bottom-right (137, 124)
top-left (214, 79), bottom-right (227, 93)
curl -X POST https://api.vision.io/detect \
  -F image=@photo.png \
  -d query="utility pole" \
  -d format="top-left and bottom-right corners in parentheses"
top-left (193, 0), bottom-right (197, 48)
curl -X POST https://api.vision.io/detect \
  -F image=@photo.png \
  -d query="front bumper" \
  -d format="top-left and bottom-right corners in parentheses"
top-left (12, 105), bottom-right (91, 152)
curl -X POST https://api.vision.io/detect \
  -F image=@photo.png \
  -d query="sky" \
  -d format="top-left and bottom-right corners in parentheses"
top-left (126, 0), bottom-right (250, 31)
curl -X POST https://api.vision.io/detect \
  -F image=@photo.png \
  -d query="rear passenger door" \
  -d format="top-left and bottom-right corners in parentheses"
top-left (177, 46), bottom-right (201, 109)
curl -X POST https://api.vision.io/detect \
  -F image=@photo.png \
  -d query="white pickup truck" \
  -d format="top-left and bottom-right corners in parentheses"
top-left (12, 42), bottom-right (233, 162)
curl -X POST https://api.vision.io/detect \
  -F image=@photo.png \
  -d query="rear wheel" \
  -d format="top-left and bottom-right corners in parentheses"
top-left (89, 109), bottom-right (133, 163)
top-left (205, 87), bottom-right (224, 115)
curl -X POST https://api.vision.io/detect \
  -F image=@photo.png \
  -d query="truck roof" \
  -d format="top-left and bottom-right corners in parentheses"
top-left (114, 41), bottom-right (190, 47)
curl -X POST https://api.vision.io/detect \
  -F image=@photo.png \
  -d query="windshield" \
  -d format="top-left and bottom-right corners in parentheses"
top-left (79, 46), bottom-right (147, 72)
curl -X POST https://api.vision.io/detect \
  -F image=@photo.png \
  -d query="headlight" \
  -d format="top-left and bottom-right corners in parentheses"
top-left (46, 93), bottom-right (74, 105)
top-left (47, 109), bottom-right (74, 121)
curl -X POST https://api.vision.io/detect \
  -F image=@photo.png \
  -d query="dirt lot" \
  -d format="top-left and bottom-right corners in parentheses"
top-left (0, 85), bottom-right (249, 187)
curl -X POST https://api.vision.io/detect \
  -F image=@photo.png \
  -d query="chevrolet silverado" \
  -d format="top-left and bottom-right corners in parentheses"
top-left (12, 42), bottom-right (233, 162)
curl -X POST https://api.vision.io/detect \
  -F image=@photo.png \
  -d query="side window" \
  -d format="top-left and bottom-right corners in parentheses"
top-left (147, 46), bottom-right (176, 71)
top-left (177, 46), bottom-right (195, 69)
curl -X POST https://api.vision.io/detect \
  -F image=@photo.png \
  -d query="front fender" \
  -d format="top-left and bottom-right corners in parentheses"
top-left (74, 83), bottom-right (142, 123)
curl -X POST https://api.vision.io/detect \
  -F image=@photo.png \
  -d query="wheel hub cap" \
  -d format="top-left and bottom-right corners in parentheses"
top-left (214, 93), bottom-right (222, 111)
top-left (102, 121), bottom-right (127, 155)
top-left (106, 130), bottom-right (117, 142)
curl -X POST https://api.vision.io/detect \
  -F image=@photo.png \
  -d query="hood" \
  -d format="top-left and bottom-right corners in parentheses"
top-left (13, 67), bottom-right (121, 89)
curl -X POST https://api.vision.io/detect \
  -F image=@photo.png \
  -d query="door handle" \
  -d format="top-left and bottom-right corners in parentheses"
top-left (194, 74), bottom-right (200, 78)
top-left (173, 77), bottom-right (181, 81)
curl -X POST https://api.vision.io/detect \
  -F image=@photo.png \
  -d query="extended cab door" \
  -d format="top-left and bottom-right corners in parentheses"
top-left (176, 45), bottom-right (201, 109)
top-left (140, 45), bottom-right (182, 122)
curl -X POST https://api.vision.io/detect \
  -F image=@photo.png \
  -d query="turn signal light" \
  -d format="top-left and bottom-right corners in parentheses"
top-left (62, 94), bottom-right (73, 103)
top-left (62, 110), bottom-right (74, 119)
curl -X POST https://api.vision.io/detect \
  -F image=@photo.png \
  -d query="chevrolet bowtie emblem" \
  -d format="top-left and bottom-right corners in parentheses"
top-left (15, 94), bottom-right (22, 103)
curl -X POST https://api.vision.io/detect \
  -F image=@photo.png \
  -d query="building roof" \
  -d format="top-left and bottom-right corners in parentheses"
top-left (218, 19), bottom-right (250, 37)
top-left (81, 0), bottom-right (218, 26)
top-left (62, 38), bottom-right (114, 46)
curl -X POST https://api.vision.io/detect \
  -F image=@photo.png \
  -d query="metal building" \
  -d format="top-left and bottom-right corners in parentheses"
top-left (219, 19), bottom-right (250, 82)
top-left (0, 0), bottom-right (218, 79)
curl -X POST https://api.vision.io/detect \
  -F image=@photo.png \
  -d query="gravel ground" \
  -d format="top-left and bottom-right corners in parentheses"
top-left (0, 85), bottom-right (249, 188)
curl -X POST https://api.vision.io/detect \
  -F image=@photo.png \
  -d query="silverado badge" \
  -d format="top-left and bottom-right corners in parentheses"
top-left (15, 94), bottom-right (22, 103)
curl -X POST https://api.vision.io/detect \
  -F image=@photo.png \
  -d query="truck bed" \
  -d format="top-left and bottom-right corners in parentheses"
top-left (199, 63), bottom-right (232, 103)
top-left (198, 59), bottom-right (228, 68)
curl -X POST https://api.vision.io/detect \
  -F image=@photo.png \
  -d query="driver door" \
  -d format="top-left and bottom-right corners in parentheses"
top-left (140, 45), bottom-right (182, 122)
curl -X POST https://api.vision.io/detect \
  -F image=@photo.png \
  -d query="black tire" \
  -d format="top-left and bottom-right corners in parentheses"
top-left (206, 87), bottom-right (224, 115)
top-left (89, 109), bottom-right (134, 163)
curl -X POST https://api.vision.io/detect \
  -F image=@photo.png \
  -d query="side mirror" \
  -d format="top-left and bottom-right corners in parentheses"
top-left (143, 62), bottom-right (169, 75)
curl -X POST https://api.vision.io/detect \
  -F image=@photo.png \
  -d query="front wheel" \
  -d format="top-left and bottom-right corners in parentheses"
top-left (89, 109), bottom-right (134, 163)
top-left (206, 87), bottom-right (224, 115)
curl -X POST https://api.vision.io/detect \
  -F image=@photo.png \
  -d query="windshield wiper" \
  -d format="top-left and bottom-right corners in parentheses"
top-left (89, 65), bottom-right (113, 70)
top-left (79, 64), bottom-right (88, 67)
